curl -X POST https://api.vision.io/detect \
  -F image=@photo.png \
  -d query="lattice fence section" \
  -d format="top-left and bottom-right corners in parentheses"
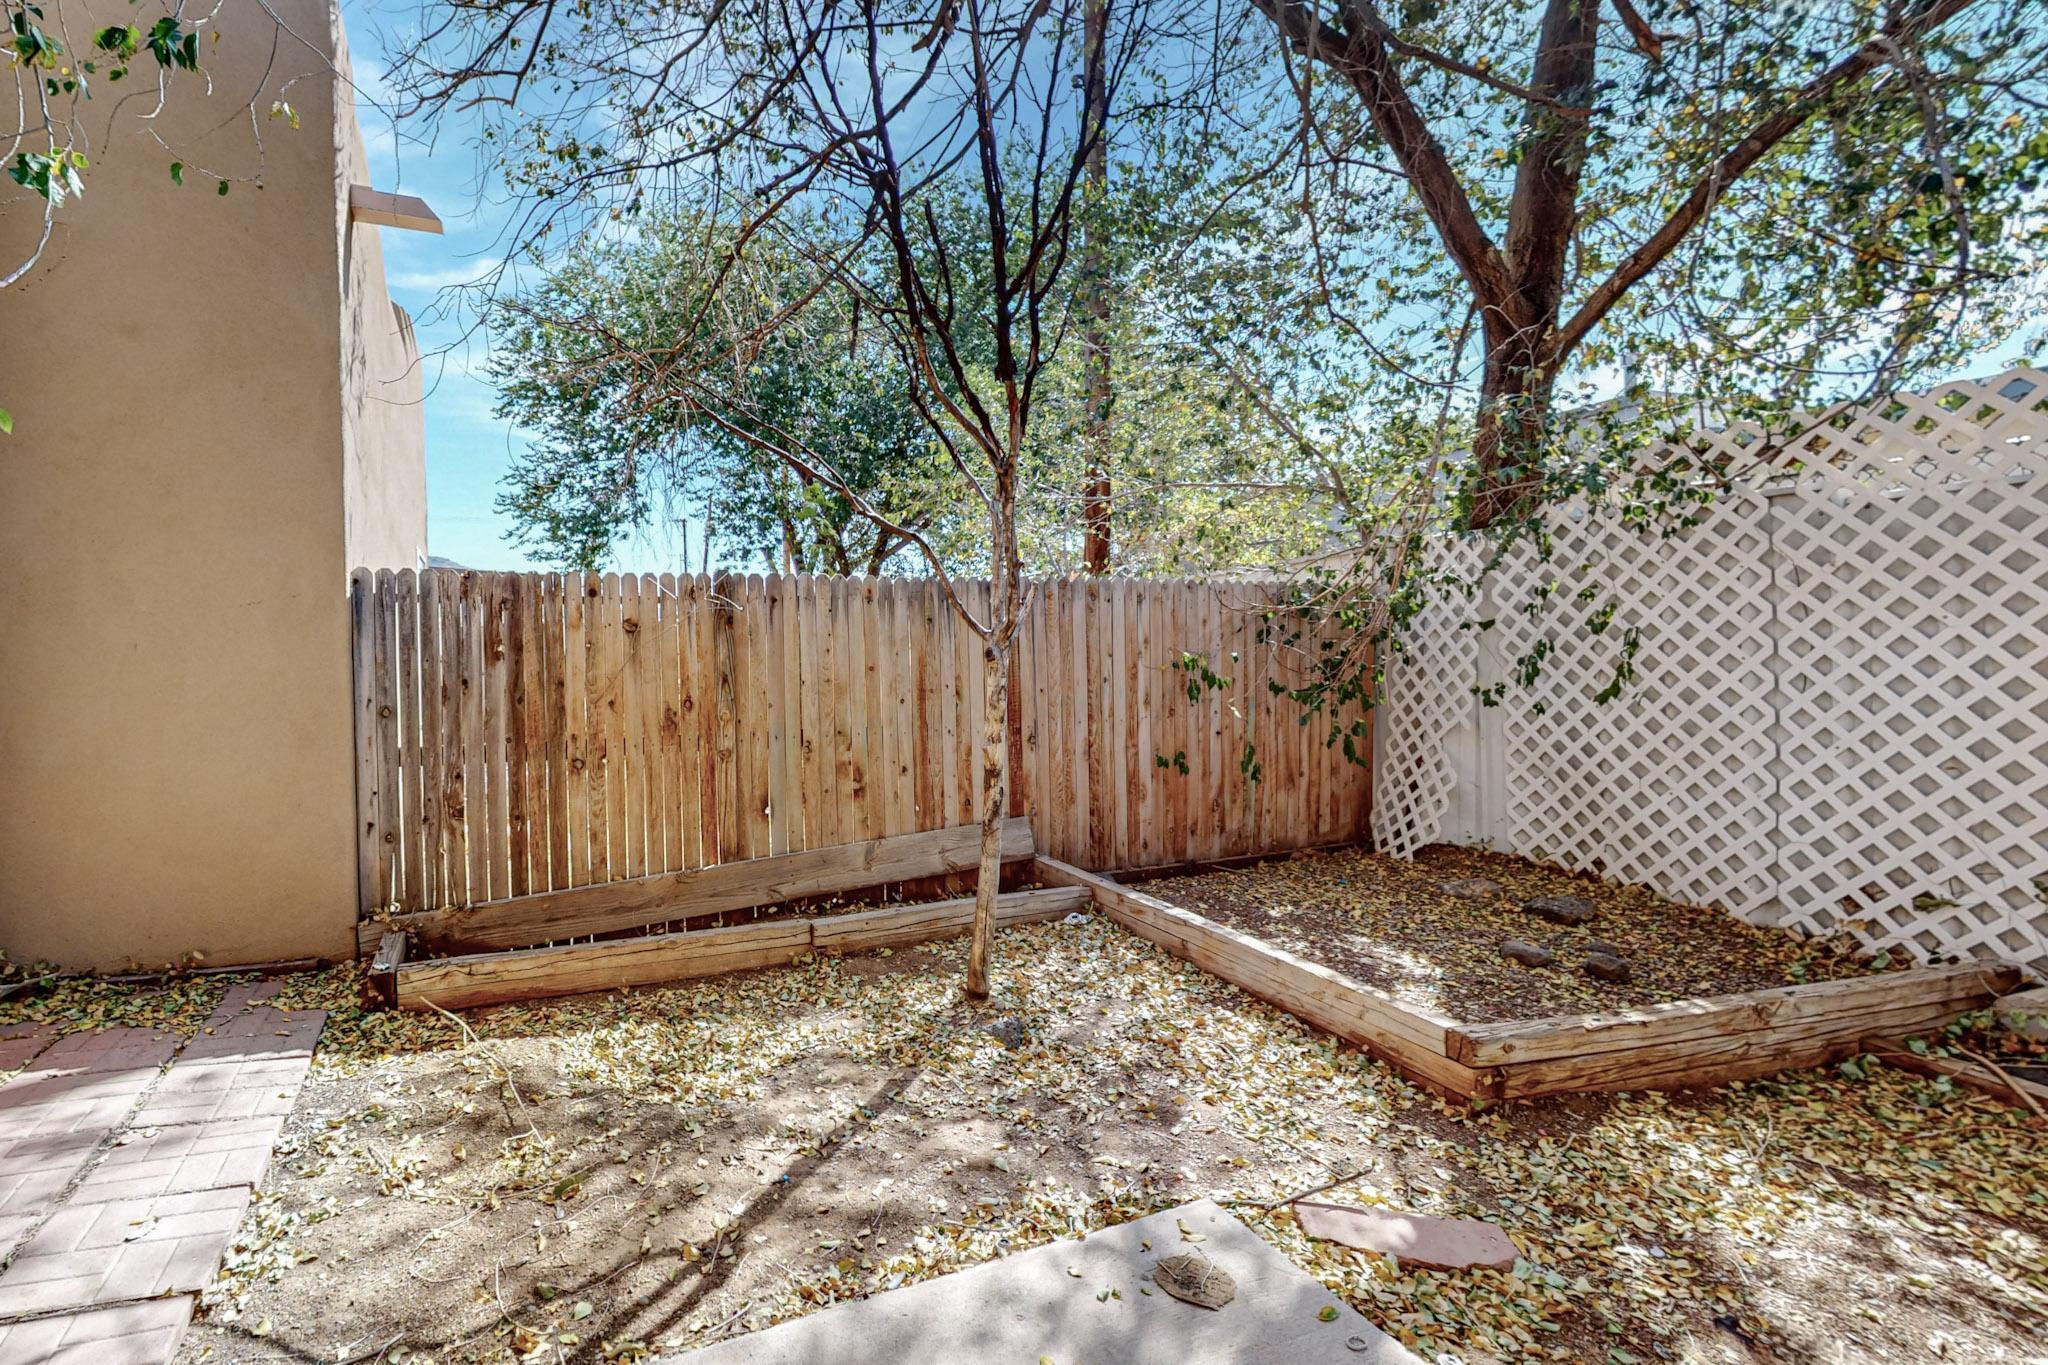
top-left (1374, 367), bottom-right (2048, 970)
top-left (1370, 537), bottom-right (1485, 858)
top-left (1761, 374), bottom-right (2048, 963)
top-left (1490, 492), bottom-right (1782, 920)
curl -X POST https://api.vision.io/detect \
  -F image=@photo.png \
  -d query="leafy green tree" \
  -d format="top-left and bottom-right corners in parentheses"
top-left (392, 0), bottom-right (1208, 998)
top-left (490, 218), bottom-right (971, 574)
top-left (1237, 0), bottom-right (2048, 528)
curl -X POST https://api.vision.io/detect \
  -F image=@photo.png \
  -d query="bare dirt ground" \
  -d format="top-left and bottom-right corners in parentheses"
top-left (37, 912), bottom-right (2016, 1365)
top-left (1146, 845), bottom-right (1890, 1022)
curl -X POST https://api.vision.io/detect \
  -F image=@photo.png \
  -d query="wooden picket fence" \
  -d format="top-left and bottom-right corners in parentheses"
top-left (350, 570), bottom-right (1372, 919)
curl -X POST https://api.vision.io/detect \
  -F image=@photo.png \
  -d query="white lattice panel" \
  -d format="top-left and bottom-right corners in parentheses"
top-left (1491, 493), bottom-right (1782, 920)
top-left (1371, 538), bottom-right (1484, 858)
top-left (1375, 367), bottom-right (2048, 971)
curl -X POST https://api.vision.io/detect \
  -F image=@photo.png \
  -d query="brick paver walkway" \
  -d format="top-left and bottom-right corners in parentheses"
top-left (0, 983), bottom-right (324, 1363)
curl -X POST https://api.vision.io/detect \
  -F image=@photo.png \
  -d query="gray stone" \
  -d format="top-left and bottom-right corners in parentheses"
top-left (1439, 878), bottom-right (1504, 900)
top-left (1994, 986), bottom-right (2048, 1041)
top-left (1499, 940), bottom-right (1553, 968)
top-left (1582, 952), bottom-right (1632, 983)
top-left (1523, 895), bottom-right (1598, 926)
top-left (977, 1017), bottom-right (1026, 1049)
top-left (1585, 939), bottom-right (1623, 958)
top-left (1154, 1251), bottom-right (1235, 1309)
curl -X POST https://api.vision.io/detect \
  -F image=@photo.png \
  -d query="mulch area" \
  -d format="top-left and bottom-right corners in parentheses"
top-left (1142, 844), bottom-right (1892, 1023)
top-left (5, 912), bottom-right (2041, 1364)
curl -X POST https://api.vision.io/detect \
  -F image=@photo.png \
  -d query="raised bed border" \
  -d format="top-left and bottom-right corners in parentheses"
top-left (1030, 856), bottom-right (2024, 1101)
top-left (391, 885), bottom-right (1086, 1011)
top-left (360, 818), bottom-right (1037, 956)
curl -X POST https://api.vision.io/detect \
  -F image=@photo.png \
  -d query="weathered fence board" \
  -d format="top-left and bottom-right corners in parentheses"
top-left (352, 572), bottom-right (1371, 920)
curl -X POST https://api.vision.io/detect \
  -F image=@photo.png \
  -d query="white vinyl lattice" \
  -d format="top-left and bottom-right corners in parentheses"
top-left (1375, 367), bottom-right (2048, 970)
top-left (1371, 538), bottom-right (1485, 857)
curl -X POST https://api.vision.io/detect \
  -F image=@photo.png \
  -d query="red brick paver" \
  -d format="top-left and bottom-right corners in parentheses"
top-left (0, 993), bottom-right (323, 1360)
top-left (0, 1024), bottom-right (57, 1073)
top-left (26, 1029), bottom-right (179, 1078)
top-left (179, 1008), bottom-right (325, 1063)
top-left (0, 1295), bottom-right (194, 1364)
top-left (0, 1130), bottom-right (106, 1222)
top-left (0, 1186), bottom-right (251, 1317)
top-left (130, 1056), bottom-right (308, 1127)
top-left (0, 1214), bottom-right (36, 1262)
top-left (1, 1067), bottom-right (155, 1144)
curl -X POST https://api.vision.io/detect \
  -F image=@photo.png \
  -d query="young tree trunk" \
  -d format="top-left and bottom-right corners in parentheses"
top-left (963, 635), bottom-right (1011, 997)
top-left (965, 473), bottom-right (1024, 999)
top-left (1078, 0), bottom-right (1113, 574)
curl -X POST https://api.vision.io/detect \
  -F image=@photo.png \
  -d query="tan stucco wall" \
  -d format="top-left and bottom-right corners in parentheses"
top-left (337, 21), bottom-right (430, 572)
top-left (0, 0), bottom-right (424, 969)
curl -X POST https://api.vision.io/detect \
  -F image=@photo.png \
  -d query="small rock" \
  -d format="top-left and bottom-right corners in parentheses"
top-left (1439, 877), bottom-right (1504, 900)
top-left (1500, 939), bottom-right (1553, 968)
top-left (1523, 894), bottom-right (1598, 926)
top-left (1582, 952), bottom-right (1632, 983)
top-left (1153, 1251), bottom-right (1236, 1309)
top-left (1585, 939), bottom-right (1623, 958)
top-left (978, 1017), bottom-right (1026, 1049)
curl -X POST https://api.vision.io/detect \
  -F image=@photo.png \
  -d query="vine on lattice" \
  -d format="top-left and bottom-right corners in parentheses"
top-left (1375, 367), bottom-right (2048, 969)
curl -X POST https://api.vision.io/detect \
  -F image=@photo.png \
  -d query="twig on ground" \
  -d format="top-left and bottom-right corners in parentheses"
top-left (1950, 1043), bottom-right (2048, 1120)
top-left (1233, 1167), bottom-right (1372, 1210)
top-left (425, 998), bottom-right (544, 1139)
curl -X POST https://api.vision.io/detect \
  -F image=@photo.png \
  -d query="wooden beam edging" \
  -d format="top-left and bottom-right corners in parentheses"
top-left (1030, 856), bottom-right (1494, 1100)
top-left (363, 818), bottom-right (1036, 955)
top-left (394, 885), bottom-right (1082, 1012)
top-left (366, 931), bottom-right (407, 1010)
top-left (1033, 854), bottom-right (2029, 1103)
top-left (1861, 1036), bottom-right (2048, 1114)
top-left (1446, 961), bottom-right (2024, 1068)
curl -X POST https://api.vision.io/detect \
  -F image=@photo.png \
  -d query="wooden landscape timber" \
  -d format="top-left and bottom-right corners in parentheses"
top-left (394, 886), bottom-right (1083, 1011)
top-left (1030, 856), bottom-right (1494, 1099)
top-left (1031, 856), bottom-right (2025, 1102)
top-left (360, 818), bottom-right (1036, 954)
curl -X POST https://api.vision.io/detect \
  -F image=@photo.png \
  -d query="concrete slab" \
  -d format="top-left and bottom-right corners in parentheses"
top-left (0, 1294), bottom-right (194, 1364)
top-left (668, 1199), bottom-right (1421, 1365)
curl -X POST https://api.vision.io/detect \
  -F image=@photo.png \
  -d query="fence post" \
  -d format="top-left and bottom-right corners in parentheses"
top-left (349, 569), bottom-right (380, 926)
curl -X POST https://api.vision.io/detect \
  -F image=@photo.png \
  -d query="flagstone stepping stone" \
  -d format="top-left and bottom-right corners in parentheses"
top-left (1499, 940), bottom-right (1553, 968)
top-left (1522, 895), bottom-right (1597, 926)
top-left (1292, 1201), bottom-right (1519, 1272)
top-left (1582, 952), bottom-right (1633, 983)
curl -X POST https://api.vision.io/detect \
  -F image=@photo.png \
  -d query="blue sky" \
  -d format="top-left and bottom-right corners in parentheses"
top-left (343, 0), bottom-right (698, 573)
